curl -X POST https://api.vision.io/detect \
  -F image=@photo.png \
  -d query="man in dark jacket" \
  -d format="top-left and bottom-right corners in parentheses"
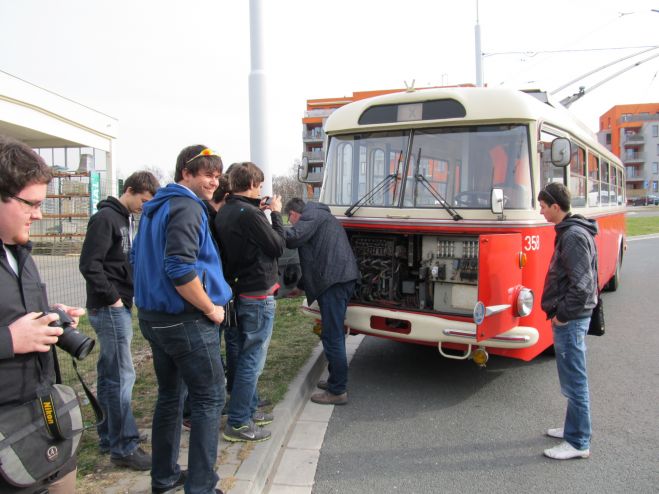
top-left (283, 198), bottom-right (359, 405)
top-left (79, 170), bottom-right (158, 469)
top-left (0, 135), bottom-right (85, 494)
top-left (132, 145), bottom-right (231, 494)
top-left (215, 162), bottom-right (285, 442)
top-left (539, 182), bottom-right (597, 461)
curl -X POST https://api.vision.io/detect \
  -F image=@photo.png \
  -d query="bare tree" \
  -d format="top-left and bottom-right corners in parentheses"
top-left (142, 165), bottom-right (174, 186)
top-left (273, 159), bottom-right (304, 206)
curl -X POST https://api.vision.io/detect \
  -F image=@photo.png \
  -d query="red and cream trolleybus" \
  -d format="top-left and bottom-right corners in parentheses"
top-left (300, 87), bottom-right (625, 363)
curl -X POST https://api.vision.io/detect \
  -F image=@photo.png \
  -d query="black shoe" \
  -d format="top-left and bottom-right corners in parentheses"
top-left (111, 446), bottom-right (152, 471)
top-left (152, 470), bottom-right (187, 493)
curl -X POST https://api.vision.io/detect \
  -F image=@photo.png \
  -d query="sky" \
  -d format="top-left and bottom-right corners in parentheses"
top-left (1, 0), bottom-right (658, 182)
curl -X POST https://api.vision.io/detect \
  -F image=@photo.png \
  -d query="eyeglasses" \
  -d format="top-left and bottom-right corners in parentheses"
top-left (185, 148), bottom-right (221, 165)
top-left (10, 195), bottom-right (43, 211)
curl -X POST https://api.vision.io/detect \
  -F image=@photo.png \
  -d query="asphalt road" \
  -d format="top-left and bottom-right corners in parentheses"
top-left (313, 236), bottom-right (659, 494)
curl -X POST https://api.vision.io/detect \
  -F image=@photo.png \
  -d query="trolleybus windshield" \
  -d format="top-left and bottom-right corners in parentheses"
top-left (322, 124), bottom-right (533, 211)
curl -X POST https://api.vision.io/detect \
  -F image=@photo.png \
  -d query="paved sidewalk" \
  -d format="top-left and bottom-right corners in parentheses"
top-left (96, 334), bottom-right (365, 493)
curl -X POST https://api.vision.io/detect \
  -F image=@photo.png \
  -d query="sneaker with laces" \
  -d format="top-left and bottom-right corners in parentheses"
top-left (543, 441), bottom-right (590, 460)
top-left (252, 410), bottom-right (274, 426)
top-left (546, 427), bottom-right (564, 439)
top-left (152, 469), bottom-right (187, 493)
top-left (111, 446), bottom-right (152, 471)
top-left (223, 421), bottom-right (271, 443)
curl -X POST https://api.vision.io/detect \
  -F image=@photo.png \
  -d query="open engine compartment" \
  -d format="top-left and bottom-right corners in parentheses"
top-left (348, 232), bottom-right (481, 316)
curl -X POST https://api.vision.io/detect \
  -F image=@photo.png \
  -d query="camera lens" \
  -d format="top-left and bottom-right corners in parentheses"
top-left (57, 325), bottom-right (95, 360)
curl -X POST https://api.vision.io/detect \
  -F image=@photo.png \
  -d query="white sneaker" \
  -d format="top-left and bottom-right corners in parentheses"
top-left (546, 427), bottom-right (564, 439)
top-left (544, 441), bottom-right (590, 460)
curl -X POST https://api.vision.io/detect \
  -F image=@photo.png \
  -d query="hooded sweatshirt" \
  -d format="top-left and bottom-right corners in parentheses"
top-left (541, 213), bottom-right (599, 322)
top-left (79, 196), bottom-right (134, 309)
top-left (131, 183), bottom-right (232, 321)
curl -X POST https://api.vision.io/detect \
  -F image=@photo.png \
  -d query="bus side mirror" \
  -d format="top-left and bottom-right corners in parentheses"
top-left (298, 156), bottom-right (309, 182)
top-left (551, 138), bottom-right (571, 167)
top-left (491, 188), bottom-right (504, 215)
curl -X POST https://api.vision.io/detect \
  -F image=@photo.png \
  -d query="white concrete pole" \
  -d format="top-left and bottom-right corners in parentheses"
top-left (249, 0), bottom-right (271, 195)
top-left (474, 1), bottom-right (483, 87)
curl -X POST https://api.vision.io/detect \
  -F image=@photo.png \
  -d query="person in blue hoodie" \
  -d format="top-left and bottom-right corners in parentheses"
top-left (131, 145), bottom-right (231, 494)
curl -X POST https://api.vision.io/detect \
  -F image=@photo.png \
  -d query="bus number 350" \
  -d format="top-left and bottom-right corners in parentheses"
top-left (524, 235), bottom-right (540, 251)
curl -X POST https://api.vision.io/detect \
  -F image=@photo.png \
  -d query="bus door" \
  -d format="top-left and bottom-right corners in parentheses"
top-left (474, 233), bottom-right (523, 341)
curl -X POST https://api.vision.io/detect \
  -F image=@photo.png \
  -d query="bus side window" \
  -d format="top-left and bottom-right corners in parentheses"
top-left (587, 153), bottom-right (600, 207)
top-left (570, 145), bottom-right (587, 207)
top-left (539, 131), bottom-right (566, 188)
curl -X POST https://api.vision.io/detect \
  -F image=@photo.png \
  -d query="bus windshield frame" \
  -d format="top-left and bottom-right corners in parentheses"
top-left (321, 124), bottom-right (534, 211)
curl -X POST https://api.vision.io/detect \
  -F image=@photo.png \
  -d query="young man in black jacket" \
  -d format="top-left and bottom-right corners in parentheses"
top-left (79, 171), bottom-right (159, 470)
top-left (0, 135), bottom-right (85, 494)
top-left (539, 182), bottom-right (598, 460)
top-left (215, 162), bottom-right (285, 442)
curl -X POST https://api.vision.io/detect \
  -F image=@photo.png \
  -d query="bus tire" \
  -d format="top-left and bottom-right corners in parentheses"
top-left (604, 250), bottom-right (622, 292)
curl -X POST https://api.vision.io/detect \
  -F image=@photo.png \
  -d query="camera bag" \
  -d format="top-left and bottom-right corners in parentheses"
top-left (0, 359), bottom-right (103, 488)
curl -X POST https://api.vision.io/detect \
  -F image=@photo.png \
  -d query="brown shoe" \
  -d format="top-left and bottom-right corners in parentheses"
top-left (310, 390), bottom-right (348, 405)
top-left (317, 380), bottom-right (328, 390)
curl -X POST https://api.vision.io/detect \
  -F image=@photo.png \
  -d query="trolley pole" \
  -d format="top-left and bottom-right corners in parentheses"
top-left (249, 0), bottom-right (271, 195)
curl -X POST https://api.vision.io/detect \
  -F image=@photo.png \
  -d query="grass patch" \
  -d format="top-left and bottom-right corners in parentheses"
top-left (626, 216), bottom-right (659, 236)
top-left (73, 296), bottom-right (318, 483)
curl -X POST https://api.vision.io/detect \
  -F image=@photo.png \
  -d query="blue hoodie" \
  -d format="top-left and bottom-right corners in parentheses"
top-left (131, 183), bottom-right (232, 320)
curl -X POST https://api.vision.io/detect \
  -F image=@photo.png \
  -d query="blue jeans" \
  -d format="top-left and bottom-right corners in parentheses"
top-left (227, 296), bottom-right (275, 428)
top-left (88, 306), bottom-right (140, 457)
top-left (224, 325), bottom-right (240, 394)
top-left (140, 318), bottom-right (225, 494)
top-left (552, 317), bottom-right (592, 451)
top-left (317, 281), bottom-right (355, 395)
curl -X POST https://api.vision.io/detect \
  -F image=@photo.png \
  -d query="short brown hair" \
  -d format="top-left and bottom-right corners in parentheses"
top-left (174, 145), bottom-right (223, 182)
top-left (228, 162), bottom-right (264, 193)
top-left (0, 135), bottom-right (52, 202)
top-left (538, 182), bottom-right (571, 212)
top-left (123, 170), bottom-right (160, 195)
top-left (212, 174), bottom-right (230, 203)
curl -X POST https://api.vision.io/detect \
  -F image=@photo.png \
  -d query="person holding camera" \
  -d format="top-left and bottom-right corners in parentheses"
top-left (132, 145), bottom-right (231, 494)
top-left (79, 171), bottom-right (158, 469)
top-left (214, 162), bottom-right (285, 443)
top-left (0, 135), bottom-right (85, 494)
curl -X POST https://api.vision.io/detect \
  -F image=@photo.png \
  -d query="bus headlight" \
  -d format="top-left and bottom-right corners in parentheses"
top-left (516, 288), bottom-right (534, 317)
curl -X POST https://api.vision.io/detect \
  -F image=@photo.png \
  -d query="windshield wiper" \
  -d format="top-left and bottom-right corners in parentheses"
top-left (344, 173), bottom-right (399, 217)
top-left (415, 174), bottom-right (463, 221)
top-left (345, 151), bottom-right (403, 217)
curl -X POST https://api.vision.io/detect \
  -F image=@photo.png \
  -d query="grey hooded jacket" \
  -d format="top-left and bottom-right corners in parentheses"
top-left (284, 202), bottom-right (359, 305)
top-left (541, 213), bottom-right (599, 322)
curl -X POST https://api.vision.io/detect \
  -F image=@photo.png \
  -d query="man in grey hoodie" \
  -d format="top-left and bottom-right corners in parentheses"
top-left (538, 182), bottom-right (598, 461)
top-left (283, 198), bottom-right (359, 405)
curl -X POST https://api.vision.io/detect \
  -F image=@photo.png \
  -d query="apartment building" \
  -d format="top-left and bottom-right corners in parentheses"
top-left (301, 89), bottom-right (407, 199)
top-left (598, 103), bottom-right (659, 204)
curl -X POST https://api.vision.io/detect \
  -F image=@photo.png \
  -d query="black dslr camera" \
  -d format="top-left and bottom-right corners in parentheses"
top-left (47, 307), bottom-right (95, 360)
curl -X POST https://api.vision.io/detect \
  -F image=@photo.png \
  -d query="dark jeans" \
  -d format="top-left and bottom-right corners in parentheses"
top-left (140, 318), bottom-right (225, 494)
top-left (317, 281), bottom-right (355, 395)
top-left (224, 325), bottom-right (240, 394)
top-left (88, 305), bottom-right (141, 457)
top-left (226, 296), bottom-right (275, 428)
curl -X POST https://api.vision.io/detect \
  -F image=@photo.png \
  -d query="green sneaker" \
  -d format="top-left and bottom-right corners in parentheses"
top-left (252, 411), bottom-right (274, 426)
top-left (222, 421), bottom-right (271, 443)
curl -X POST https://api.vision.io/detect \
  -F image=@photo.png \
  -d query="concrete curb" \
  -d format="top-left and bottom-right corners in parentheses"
top-left (228, 341), bottom-right (328, 494)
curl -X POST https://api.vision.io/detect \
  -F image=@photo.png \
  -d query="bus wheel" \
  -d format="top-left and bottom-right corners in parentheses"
top-left (604, 252), bottom-right (622, 292)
